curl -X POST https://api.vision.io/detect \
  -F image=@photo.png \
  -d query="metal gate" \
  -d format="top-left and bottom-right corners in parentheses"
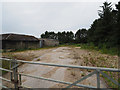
top-left (0, 58), bottom-right (120, 89)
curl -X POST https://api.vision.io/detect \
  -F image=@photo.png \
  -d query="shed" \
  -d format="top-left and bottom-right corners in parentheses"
top-left (0, 33), bottom-right (40, 50)
top-left (39, 38), bottom-right (59, 47)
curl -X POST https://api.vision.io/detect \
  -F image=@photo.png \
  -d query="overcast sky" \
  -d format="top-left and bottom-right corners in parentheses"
top-left (1, 0), bottom-right (119, 38)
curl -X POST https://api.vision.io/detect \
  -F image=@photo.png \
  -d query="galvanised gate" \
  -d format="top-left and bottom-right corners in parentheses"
top-left (0, 58), bottom-right (120, 89)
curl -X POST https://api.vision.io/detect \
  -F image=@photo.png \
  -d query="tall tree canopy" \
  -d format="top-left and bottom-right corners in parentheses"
top-left (41, 1), bottom-right (120, 50)
top-left (75, 29), bottom-right (87, 43)
top-left (88, 1), bottom-right (120, 48)
top-left (41, 31), bottom-right (74, 44)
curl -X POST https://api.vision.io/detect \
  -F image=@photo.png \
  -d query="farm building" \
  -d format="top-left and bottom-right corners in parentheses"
top-left (0, 33), bottom-right (59, 50)
top-left (39, 38), bottom-right (59, 47)
top-left (0, 33), bottom-right (40, 50)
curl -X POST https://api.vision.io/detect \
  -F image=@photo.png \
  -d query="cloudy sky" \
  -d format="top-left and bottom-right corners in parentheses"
top-left (1, 0), bottom-right (119, 38)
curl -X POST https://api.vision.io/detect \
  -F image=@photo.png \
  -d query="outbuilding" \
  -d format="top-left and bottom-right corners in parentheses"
top-left (39, 38), bottom-right (59, 47)
top-left (0, 33), bottom-right (40, 50)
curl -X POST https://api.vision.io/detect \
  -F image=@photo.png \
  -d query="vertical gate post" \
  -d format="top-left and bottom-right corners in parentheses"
top-left (19, 74), bottom-right (22, 86)
top-left (10, 60), bottom-right (13, 81)
top-left (12, 59), bottom-right (19, 89)
top-left (96, 69), bottom-right (100, 88)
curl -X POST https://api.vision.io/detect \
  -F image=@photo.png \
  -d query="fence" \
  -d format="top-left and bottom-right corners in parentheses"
top-left (0, 58), bottom-right (120, 89)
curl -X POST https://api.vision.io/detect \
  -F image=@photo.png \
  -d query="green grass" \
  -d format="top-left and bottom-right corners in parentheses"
top-left (2, 60), bottom-right (10, 75)
top-left (2, 46), bottom-right (60, 53)
top-left (2, 44), bottom-right (119, 88)
top-left (102, 71), bottom-right (120, 89)
top-left (59, 43), bottom-right (80, 47)
top-left (80, 44), bottom-right (119, 89)
top-left (1, 53), bottom-right (14, 75)
top-left (60, 43), bottom-right (119, 88)
top-left (59, 43), bottom-right (118, 56)
top-left (2, 43), bottom-right (118, 55)
top-left (67, 43), bottom-right (118, 56)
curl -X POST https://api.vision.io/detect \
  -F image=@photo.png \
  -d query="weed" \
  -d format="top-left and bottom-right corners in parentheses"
top-left (37, 58), bottom-right (41, 61)
top-left (71, 71), bottom-right (76, 76)
top-left (81, 72), bottom-right (85, 77)
top-left (67, 68), bottom-right (71, 70)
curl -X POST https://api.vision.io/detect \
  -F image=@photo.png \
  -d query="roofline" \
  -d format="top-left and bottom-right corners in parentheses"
top-left (0, 33), bottom-right (39, 41)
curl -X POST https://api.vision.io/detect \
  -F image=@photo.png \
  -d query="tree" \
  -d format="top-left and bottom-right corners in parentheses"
top-left (41, 31), bottom-right (74, 44)
top-left (98, 2), bottom-right (112, 19)
top-left (114, 2), bottom-right (120, 49)
top-left (88, 1), bottom-right (113, 47)
top-left (75, 29), bottom-right (87, 43)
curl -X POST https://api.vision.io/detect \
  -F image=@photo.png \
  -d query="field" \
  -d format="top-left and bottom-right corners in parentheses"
top-left (2, 45), bottom-right (119, 88)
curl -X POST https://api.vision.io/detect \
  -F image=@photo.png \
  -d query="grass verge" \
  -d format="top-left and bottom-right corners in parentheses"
top-left (76, 43), bottom-right (118, 56)
top-left (64, 43), bottom-right (119, 88)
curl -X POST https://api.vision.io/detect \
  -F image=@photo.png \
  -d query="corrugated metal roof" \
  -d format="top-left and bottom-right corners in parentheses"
top-left (0, 33), bottom-right (39, 41)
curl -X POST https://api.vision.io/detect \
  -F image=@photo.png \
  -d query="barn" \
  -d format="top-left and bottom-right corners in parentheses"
top-left (0, 33), bottom-right (40, 50)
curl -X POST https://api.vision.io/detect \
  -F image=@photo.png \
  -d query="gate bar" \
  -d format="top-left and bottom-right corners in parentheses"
top-left (19, 73), bottom-right (96, 88)
top-left (0, 58), bottom-right (119, 72)
top-left (66, 70), bottom-right (96, 88)
top-left (0, 77), bottom-right (11, 82)
top-left (100, 71), bottom-right (120, 86)
top-left (0, 67), bottom-right (96, 88)
top-left (0, 67), bottom-right (12, 72)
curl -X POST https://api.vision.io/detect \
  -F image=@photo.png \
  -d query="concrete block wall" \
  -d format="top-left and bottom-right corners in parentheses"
top-left (39, 38), bottom-right (59, 47)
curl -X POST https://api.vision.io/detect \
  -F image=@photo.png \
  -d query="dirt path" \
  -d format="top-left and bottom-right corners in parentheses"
top-left (18, 47), bottom-right (73, 88)
top-left (3, 46), bottom-right (110, 88)
top-left (17, 47), bottom-right (107, 88)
